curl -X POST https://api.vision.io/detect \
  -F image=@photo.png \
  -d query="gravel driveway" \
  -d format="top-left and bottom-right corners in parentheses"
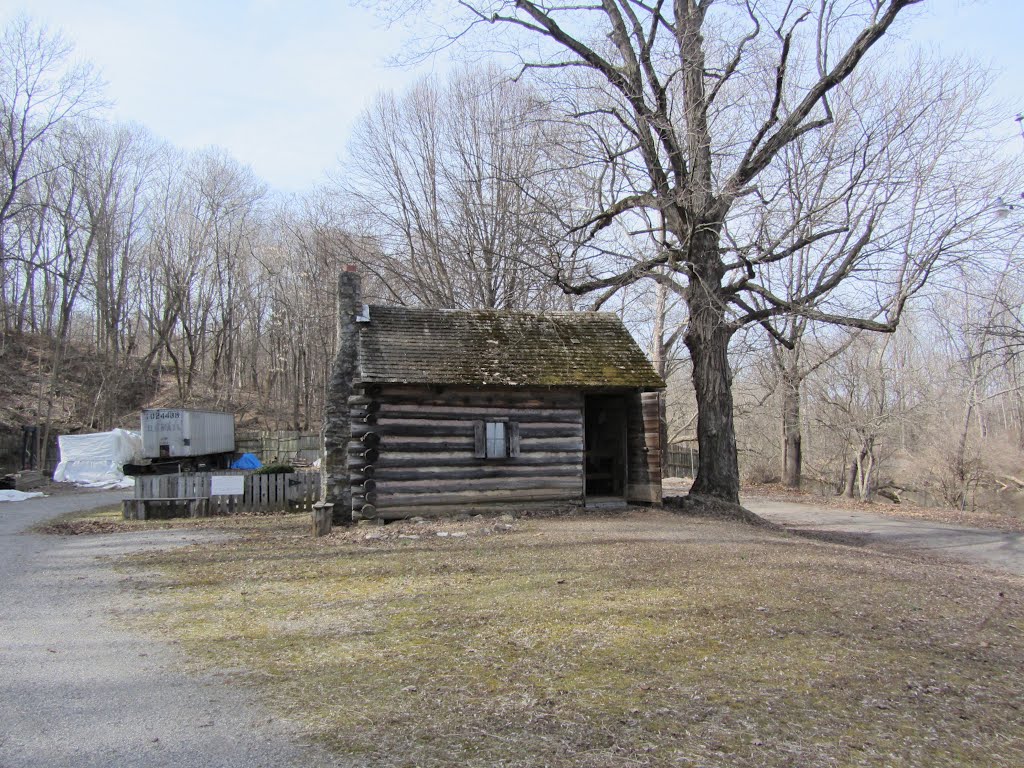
top-left (0, 490), bottom-right (337, 768)
top-left (745, 497), bottom-right (1024, 576)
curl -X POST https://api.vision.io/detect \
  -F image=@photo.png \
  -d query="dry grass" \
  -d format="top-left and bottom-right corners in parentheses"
top-left (34, 503), bottom-right (298, 535)
top-left (745, 482), bottom-right (1024, 533)
top-left (118, 509), bottom-right (1024, 768)
top-left (662, 478), bottom-right (1024, 533)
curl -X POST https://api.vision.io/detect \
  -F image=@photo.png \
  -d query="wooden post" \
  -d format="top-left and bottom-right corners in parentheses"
top-left (312, 502), bottom-right (334, 537)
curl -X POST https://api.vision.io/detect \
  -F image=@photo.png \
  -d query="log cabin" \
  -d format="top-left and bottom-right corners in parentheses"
top-left (322, 269), bottom-right (665, 522)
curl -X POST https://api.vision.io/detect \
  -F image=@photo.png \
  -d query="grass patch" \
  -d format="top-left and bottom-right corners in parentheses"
top-left (119, 509), bottom-right (1024, 767)
top-left (34, 503), bottom-right (303, 535)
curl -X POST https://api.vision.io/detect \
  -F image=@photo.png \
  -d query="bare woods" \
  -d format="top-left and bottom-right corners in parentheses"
top-left (1, 5), bottom-right (1023, 511)
top-left (0, 19), bottom-right (348, 455)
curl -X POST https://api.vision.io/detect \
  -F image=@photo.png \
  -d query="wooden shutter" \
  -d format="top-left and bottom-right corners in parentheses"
top-left (508, 422), bottom-right (520, 457)
top-left (473, 420), bottom-right (486, 458)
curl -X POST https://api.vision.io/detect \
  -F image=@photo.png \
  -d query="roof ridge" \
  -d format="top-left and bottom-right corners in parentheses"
top-left (366, 305), bottom-right (621, 320)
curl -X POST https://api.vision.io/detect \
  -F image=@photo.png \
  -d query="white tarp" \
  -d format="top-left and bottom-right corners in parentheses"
top-left (53, 429), bottom-right (143, 489)
top-left (0, 490), bottom-right (45, 502)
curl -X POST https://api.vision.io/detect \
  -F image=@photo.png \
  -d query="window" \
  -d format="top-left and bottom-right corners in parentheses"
top-left (486, 421), bottom-right (507, 458)
top-left (474, 420), bottom-right (520, 459)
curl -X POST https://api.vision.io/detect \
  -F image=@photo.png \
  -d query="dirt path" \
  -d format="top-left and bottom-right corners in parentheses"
top-left (745, 496), bottom-right (1024, 576)
top-left (0, 491), bottom-right (336, 768)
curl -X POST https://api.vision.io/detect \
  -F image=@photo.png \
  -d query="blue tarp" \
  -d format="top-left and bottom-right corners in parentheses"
top-left (231, 452), bottom-right (262, 470)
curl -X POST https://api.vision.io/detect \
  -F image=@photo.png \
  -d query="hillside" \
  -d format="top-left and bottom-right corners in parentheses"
top-left (0, 333), bottom-right (310, 436)
top-left (0, 334), bottom-right (149, 433)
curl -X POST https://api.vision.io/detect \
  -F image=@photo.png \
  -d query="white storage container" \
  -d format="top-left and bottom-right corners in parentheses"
top-left (141, 409), bottom-right (235, 459)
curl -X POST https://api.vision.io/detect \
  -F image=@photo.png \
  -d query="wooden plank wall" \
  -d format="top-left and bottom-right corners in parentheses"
top-left (1, 429), bottom-right (60, 474)
top-left (626, 391), bottom-right (663, 503)
top-left (348, 385), bottom-right (585, 519)
top-left (133, 471), bottom-right (321, 514)
top-left (234, 430), bottom-right (321, 464)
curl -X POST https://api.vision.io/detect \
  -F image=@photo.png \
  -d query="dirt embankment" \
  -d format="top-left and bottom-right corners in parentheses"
top-left (0, 334), bottom-right (155, 434)
top-left (0, 332), bottom-right (315, 443)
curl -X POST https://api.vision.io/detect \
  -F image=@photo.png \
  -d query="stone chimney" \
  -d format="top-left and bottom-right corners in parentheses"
top-left (322, 267), bottom-right (361, 523)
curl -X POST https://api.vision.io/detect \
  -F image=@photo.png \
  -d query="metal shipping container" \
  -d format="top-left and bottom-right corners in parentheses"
top-left (141, 409), bottom-right (235, 459)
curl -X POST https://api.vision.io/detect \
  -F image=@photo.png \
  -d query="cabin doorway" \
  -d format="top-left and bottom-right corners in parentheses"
top-left (584, 395), bottom-right (627, 500)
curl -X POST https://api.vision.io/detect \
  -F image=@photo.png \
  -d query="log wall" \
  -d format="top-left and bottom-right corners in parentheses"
top-left (347, 385), bottom-right (585, 519)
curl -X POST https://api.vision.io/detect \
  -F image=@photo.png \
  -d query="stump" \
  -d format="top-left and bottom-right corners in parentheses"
top-left (312, 502), bottom-right (334, 537)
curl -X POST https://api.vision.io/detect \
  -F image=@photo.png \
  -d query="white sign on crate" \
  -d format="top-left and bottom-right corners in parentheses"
top-left (211, 475), bottom-right (245, 496)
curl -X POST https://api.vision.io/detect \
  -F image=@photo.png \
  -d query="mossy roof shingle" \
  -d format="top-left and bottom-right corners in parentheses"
top-left (358, 306), bottom-right (664, 389)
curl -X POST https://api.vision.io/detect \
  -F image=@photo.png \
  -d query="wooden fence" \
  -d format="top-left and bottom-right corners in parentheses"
top-left (234, 430), bottom-right (320, 465)
top-left (129, 470), bottom-right (321, 517)
top-left (0, 427), bottom-right (59, 474)
top-left (0, 430), bottom-right (22, 474)
top-left (664, 442), bottom-right (699, 479)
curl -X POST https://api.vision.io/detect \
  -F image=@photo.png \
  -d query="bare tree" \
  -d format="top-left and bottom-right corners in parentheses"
top-left (78, 123), bottom-right (159, 427)
top-left (338, 66), bottom-right (571, 310)
top-left (921, 257), bottom-right (1024, 508)
top-left (33, 124), bottom-right (103, 462)
top-left (739, 55), bottom-right (992, 487)
top-left (408, 0), bottom-right (1013, 503)
top-left (0, 15), bottom-right (103, 338)
top-left (811, 330), bottom-right (916, 500)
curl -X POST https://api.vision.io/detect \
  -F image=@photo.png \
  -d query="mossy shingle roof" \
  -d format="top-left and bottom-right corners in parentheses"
top-left (358, 306), bottom-right (664, 389)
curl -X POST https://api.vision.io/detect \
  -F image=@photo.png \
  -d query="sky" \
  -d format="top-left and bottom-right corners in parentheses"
top-left (0, 0), bottom-right (1020, 193)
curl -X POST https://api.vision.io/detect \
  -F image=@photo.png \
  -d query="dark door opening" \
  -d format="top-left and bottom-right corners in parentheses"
top-left (584, 395), bottom-right (627, 498)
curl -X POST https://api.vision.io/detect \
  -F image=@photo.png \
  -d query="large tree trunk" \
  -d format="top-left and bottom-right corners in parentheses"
top-left (781, 371), bottom-right (802, 488)
top-left (1015, 389), bottom-right (1024, 452)
top-left (843, 439), bottom-right (874, 501)
top-left (856, 444), bottom-right (875, 501)
top-left (952, 399), bottom-right (974, 509)
top-left (843, 460), bottom-right (857, 498)
top-left (684, 250), bottom-right (740, 503)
